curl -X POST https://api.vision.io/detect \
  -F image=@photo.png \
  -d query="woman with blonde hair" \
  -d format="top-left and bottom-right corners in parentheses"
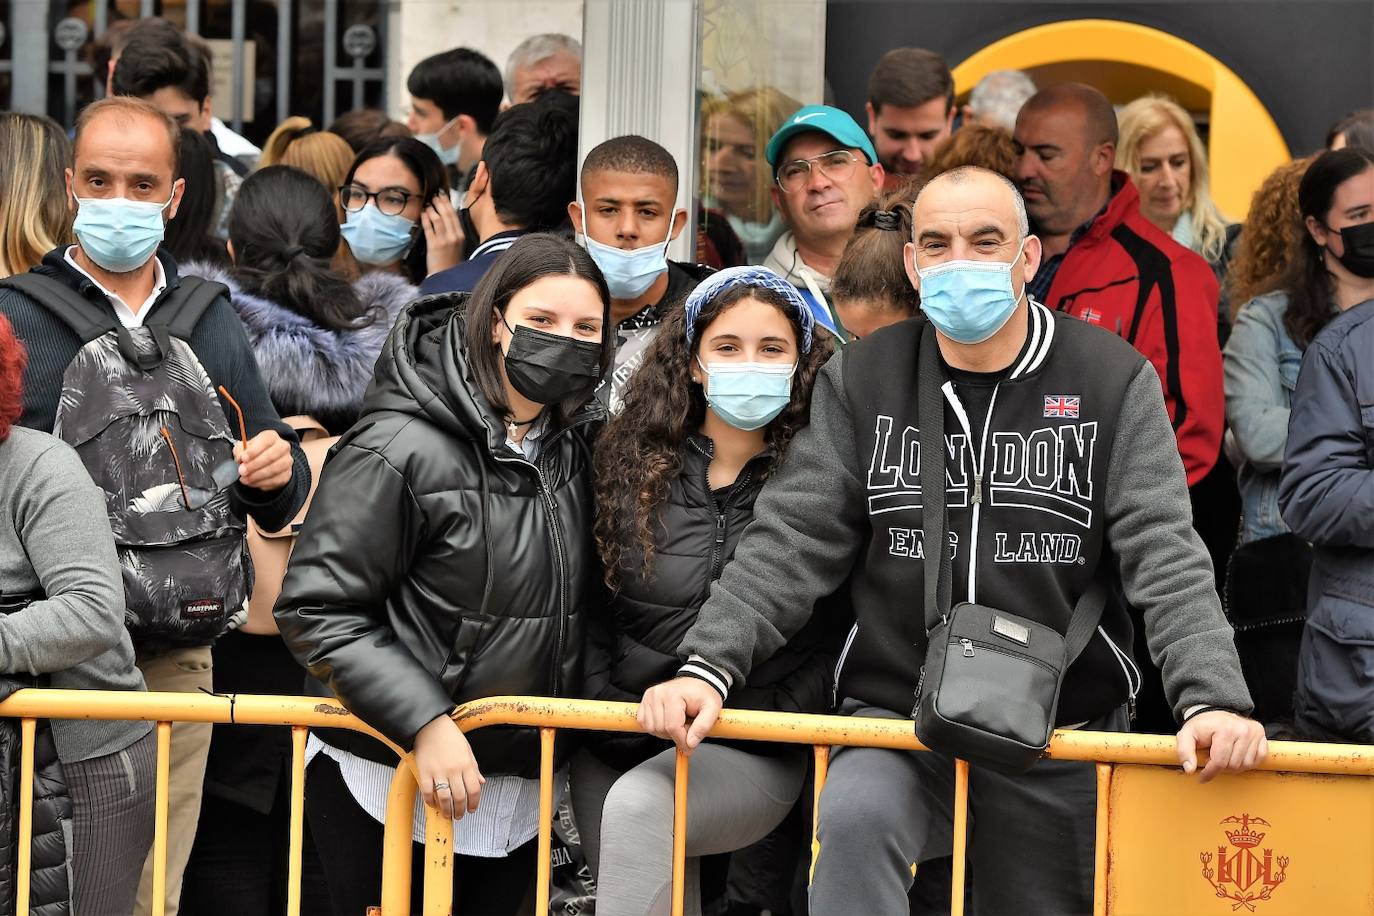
top-left (1118, 96), bottom-right (1239, 340)
top-left (700, 86), bottom-right (800, 263)
top-left (0, 114), bottom-right (73, 278)
top-left (259, 116), bottom-right (356, 197)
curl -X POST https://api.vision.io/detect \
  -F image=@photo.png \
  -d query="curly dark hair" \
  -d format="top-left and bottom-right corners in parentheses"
top-left (593, 284), bottom-right (834, 589)
top-left (0, 315), bottom-right (28, 444)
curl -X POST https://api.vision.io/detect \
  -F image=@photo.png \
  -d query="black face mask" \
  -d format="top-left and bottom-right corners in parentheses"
top-left (1328, 220), bottom-right (1374, 279)
top-left (502, 321), bottom-right (602, 406)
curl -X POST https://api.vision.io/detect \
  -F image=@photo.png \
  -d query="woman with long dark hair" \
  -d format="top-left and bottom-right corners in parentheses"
top-left (575, 266), bottom-right (840, 915)
top-left (163, 129), bottom-right (229, 269)
top-left (338, 137), bottom-right (463, 285)
top-left (275, 233), bottom-right (613, 915)
top-left (180, 165), bottom-right (417, 915)
top-left (1222, 146), bottom-right (1374, 724)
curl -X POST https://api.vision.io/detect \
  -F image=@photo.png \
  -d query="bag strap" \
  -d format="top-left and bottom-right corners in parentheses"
top-left (0, 273), bottom-right (115, 343)
top-left (146, 275), bottom-right (228, 340)
top-left (916, 321), bottom-right (1106, 661)
top-left (918, 322), bottom-right (952, 631)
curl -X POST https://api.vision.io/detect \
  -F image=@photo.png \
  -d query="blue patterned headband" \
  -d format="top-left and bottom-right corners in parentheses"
top-left (683, 266), bottom-right (815, 353)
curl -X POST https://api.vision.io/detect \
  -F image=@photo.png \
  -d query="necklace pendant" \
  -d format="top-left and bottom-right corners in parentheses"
top-left (507, 419), bottom-right (518, 440)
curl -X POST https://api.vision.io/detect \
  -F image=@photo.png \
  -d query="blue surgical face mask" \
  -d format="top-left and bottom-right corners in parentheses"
top-left (416, 116), bottom-right (461, 166)
top-left (341, 204), bottom-right (418, 266)
top-left (697, 357), bottom-right (796, 431)
top-left (72, 192), bottom-right (174, 274)
top-left (580, 209), bottom-right (674, 300)
top-left (915, 239), bottom-right (1029, 345)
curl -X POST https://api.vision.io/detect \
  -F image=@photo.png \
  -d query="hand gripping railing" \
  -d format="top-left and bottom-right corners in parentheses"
top-left (1, 690), bottom-right (1371, 916)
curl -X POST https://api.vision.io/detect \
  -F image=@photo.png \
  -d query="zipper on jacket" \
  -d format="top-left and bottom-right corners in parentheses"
top-left (943, 382), bottom-right (1000, 603)
top-left (693, 437), bottom-right (756, 583)
top-left (832, 622), bottom-right (859, 706)
top-left (535, 454), bottom-right (569, 698)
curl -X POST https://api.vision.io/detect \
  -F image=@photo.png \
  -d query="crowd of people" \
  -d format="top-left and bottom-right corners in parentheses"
top-left (0, 16), bottom-right (1370, 916)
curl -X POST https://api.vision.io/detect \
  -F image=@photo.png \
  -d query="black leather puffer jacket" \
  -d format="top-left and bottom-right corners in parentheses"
top-left (275, 295), bottom-right (600, 775)
top-left (0, 678), bottom-right (71, 916)
top-left (586, 435), bottom-right (850, 770)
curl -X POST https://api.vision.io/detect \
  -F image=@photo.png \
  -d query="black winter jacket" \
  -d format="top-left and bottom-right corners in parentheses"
top-left (586, 436), bottom-right (848, 769)
top-left (1279, 298), bottom-right (1374, 742)
top-left (0, 677), bottom-right (71, 916)
top-left (275, 295), bottom-right (601, 774)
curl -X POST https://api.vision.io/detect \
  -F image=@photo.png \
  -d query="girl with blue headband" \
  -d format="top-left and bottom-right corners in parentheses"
top-left (575, 265), bottom-right (847, 914)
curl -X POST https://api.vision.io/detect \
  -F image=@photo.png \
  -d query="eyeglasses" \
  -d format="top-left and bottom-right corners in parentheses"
top-left (338, 184), bottom-right (417, 217)
top-left (159, 386), bottom-right (246, 511)
top-left (775, 149), bottom-right (860, 194)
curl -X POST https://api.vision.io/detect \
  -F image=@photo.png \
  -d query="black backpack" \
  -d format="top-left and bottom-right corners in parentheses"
top-left (0, 272), bottom-right (251, 647)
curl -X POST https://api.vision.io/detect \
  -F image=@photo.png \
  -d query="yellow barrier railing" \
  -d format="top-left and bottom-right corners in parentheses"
top-left (1, 690), bottom-right (1370, 916)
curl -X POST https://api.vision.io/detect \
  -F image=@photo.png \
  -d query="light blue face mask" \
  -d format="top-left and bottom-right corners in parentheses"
top-left (915, 239), bottom-right (1029, 345)
top-left (580, 209), bottom-right (674, 300)
top-left (341, 204), bottom-right (418, 266)
top-left (416, 116), bottom-right (461, 166)
top-left (698, 358), bottom-right (796, 431)
top-left (72, 193), bottom-right (174, 274)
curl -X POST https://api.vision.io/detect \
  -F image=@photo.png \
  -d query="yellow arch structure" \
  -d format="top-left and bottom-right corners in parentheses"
top-left (951, 19), bottom-right (1291, 219)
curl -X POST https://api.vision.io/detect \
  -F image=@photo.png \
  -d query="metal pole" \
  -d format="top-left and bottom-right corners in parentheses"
top-left (10, 2), bottom-right (48, 114)
top-left (322, 0), bottom-right (337, 127)
top-left (276, 0), bottom-right (292, 125)
top-left (63, 51), bottom-right (79, 127)
top-left (141, 0), bottom-right (155, 18)
top-left (187, 0), bottom-right (200, 36)
top-left (231, 0), bottom-right (246, 132)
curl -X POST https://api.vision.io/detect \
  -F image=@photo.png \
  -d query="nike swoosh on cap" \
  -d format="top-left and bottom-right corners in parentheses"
top-left (793, 112), bottom-right (825, 123)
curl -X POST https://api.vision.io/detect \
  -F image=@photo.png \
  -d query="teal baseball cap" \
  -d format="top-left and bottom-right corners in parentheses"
top-left (765, 104), bottom-right (878, 169)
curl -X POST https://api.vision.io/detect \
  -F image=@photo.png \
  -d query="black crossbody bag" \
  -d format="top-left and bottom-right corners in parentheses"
top-left (910, 324), bottom-right (1105, 774)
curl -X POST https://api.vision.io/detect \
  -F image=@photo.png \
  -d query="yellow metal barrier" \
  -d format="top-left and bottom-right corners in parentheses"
top-left (1, 690), bottom-right (1370, 916)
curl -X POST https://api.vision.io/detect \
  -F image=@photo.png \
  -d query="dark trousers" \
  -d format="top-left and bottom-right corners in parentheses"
top-left (810, 703), bottom-right (1126, 916)
top-left (305, 756), bottom-right (537, 916)
top-left (180, 786), bottom-right (331, 916)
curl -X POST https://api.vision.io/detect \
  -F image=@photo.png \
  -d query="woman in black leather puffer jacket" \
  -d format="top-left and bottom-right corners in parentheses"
top-left (573, 267), bottom-right (846, 916)
top-left (274, 234), bottom-right (612, 916)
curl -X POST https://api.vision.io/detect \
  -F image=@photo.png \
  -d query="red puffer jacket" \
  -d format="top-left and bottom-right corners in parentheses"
top-left (1040, 173), bottom-right (1222, 485)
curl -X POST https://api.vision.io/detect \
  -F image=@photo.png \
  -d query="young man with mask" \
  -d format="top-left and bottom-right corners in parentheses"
top-left (636, 166), bottom-right (1266, 914)
top-left (865, 47), bottom-right (956, 190)
top-left (763, 105), bottom-right (885, 339)
top-left (0, 98), bottom-right (310, 916)
top-left (419, 90), bottom-right (579, 296)
top-left (112, 20), bottom-right (246, 239)
top-left (568, 135), bottom-right (713, 412)
top-left (405, 48), bottom-right (504, 200)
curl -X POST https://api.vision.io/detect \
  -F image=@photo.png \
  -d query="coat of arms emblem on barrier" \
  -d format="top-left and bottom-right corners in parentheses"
top-left (1199, 813), bottom-right (1289, 911)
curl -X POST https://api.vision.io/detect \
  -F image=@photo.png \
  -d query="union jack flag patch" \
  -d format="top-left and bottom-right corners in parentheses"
top-left (1044, 395), bottom-right (1080, 418)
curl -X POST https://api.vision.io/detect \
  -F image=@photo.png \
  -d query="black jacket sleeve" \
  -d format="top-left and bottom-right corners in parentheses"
top-left (193, 297), bottom-right (309, 531)
top-left (274, 441), bottom-right (451, 751)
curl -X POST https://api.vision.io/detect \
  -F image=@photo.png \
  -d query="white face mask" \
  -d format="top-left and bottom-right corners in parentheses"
top-left (416, 115), bottom-right (461, 166)
top-left (579, 208), bottom-right (675, 300)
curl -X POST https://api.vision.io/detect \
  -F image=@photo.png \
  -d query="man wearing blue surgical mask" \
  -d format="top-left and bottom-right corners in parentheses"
top-left (405, 48), bottom-right (503, 201)
top-left (637, 166), bottom-right (1266, 915)
top-left (0, 96), bottom-right (310, 916)
top-left (567, 135), bottom-right (714, 412)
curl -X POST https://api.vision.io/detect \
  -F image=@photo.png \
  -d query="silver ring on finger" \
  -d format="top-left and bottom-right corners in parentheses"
top-left (433, 781), bottom-right (450, 791)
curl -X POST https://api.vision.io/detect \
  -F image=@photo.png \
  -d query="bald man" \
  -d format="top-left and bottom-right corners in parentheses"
top-left (637, 166), bottom-right (1264, 913)
top-left (1013, 84), bottom-right (1224, 489)
top-left (0, 96), bottom-right (310, 916)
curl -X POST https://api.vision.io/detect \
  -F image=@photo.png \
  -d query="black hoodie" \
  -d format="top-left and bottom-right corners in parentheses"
top-left (275, 294), bottom-right (602, 773)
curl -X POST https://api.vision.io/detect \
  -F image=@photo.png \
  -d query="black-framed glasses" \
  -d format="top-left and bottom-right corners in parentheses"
top-left (775, 149), bottom-right (860, 194)
top-left (160, 386), bottom-right (247, 511)
top-left (338, 184), bottom-right (417, 217)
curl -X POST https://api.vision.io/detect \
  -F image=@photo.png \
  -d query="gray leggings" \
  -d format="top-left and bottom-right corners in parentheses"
top-left (570, 745), bottom-right (806, 916)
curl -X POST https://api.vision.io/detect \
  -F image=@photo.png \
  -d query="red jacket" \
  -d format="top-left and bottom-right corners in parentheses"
top-left (1039, 173), bottom-right (1222, 485)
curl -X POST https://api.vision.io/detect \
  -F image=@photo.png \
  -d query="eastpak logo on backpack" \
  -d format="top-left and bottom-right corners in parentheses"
top-left (0, 271), bottom-right (251, 647)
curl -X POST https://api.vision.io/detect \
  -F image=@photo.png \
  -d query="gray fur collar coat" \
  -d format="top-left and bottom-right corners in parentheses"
top-left (185, 262), bottom-right (416, 435)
